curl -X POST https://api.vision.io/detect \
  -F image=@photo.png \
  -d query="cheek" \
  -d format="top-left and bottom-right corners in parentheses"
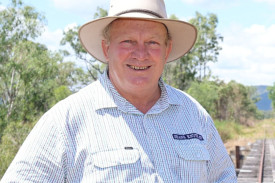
top-left (149, 48), bottom-right (167, 63)
top-left (110, 46), bottom-right (132, 62)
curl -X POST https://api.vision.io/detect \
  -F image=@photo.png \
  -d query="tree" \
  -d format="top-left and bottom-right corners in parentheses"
top-left (0, 1), bottom-right (95, 177)
top-left (0, 121), bottom-right (36, 177)
top-left (6, 41), bottom-right (61, 122)
top-left (0, 0), bottom-right (89, 133)
top-left (163, 12), bottom-right (223, 90)
top-left (268, 83), bottom-right (275, 110)
top-left (0, 0), bottom-right (45, 121)
top-left (60, 7), bottom-right (108, 80)
top-left (216, 81), bottom-right (260, 125)
top-left (187, 80), bottom-right (219, 116)
top-left (187, 79), bottom-right (260, 125)
top-left (190, 12), bottom-right (223, 80)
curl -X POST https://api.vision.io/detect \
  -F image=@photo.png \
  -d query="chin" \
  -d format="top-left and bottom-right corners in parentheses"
top-left (128, 78), bottom-right (151, 86)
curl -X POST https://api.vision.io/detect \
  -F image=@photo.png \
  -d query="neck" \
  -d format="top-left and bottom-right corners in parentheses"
top-left (107, 70), bottom-right (162, 114)
top-left (114, 83), bottom-right (161, 114)
top-left (126, 86), bottom-right (161, 114)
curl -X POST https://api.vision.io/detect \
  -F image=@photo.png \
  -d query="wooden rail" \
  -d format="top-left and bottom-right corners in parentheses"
top-left (258, 139), bottom-right (265, 183)
top-left (237, 139), bottom-right (274, 183)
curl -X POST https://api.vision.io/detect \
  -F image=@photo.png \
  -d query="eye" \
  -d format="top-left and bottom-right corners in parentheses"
top-left (122, 40), bottom-right (133, 44)
top-left (148, 41), bottom-right (158, 45)
top-left (147, 40), bottom-right (160, 48)
top-left (119, 40), bottom-right (134, 48)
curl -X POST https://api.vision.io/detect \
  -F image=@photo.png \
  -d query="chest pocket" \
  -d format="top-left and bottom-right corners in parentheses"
top-left (82, 148), bottom-right (143, 182)
top-left (176, 143), bottom-right (210, 161)
top-left (174, 143), bottom-right (210, 183)
top-left (92, 148), bottom-right (140, 169)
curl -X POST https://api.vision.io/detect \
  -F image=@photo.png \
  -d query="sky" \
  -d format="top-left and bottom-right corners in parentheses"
top-left (1, 0), bottom-right (275, 86)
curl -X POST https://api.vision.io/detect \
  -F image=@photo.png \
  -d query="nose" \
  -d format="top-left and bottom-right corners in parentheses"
top-left (131, 43), bottom-right (148, 61)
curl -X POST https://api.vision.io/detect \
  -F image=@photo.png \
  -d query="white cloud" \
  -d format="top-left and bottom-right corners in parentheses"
top-left (210, 23), bottom-right (275, 86)
top-left (51, 0), bottom-right (109, 16)
top-left (36, 27), bottom-right (63, 51)
top-left (254, 0), bottom-right (275, 5)
top-left (180, 0), bottom-right (240, 9)
top-left (181, 0), bottom-right (207, 4)
top-left (64, 23), bottom-right (78, 32)
top-left (35, 24), bottom-right (88, 68)
top-left (0, 5), bottom-right (6, 11)
top-left (35, 23), bottom-right (79, 52)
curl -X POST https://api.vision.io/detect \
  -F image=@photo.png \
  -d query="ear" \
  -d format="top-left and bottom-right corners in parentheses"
top-left (102, 40), bottom-right (110, 62)
top-left (165, 40), bottom-right (172, 63)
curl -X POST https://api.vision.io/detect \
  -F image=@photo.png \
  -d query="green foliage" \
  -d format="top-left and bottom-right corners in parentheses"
top-left (0, 0), bottom-right (45, 42)
top-left (169, 14), bottom-right (178, 20)
top-left (52, 85), bottom-right (72, 106)
top-left (56, 61), bottom-right (92, 91)
top-left (214, 120), bottom-right (242, 142)
top-left (187, 80), bottom-right (261, 125)
top-left (0, 40), bottom-right (60, 122)
top-left (93, 7), bottom-right (108, 19)
top-left (0, 0), bottom-right (46, 122)
top-left (187, 80), bottom-right (219, 116)
top-left (163, 12), bottom-right (223, 90)
top-left (0, 120), bottom-right (35, 177)
top-left (268, 83), bottom-right (275, 110)
top-left (60, 7), bottom-right (107, 81)
top-left (0, 0), bottom-right (89, 123)
top-left (0, 119), bottom-right (8, 142)
top-left (217, 81), bottom-right (261, 124)
top-left (0, 0), bottom-right (92, 177)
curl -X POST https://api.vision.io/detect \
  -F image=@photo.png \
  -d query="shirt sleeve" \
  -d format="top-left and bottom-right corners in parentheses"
top-left (1, 110), bottom-right (67, 183)
top-left (206, 115), bottom-right (237, 182)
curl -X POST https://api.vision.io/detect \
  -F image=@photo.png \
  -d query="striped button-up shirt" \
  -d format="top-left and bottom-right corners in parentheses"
top-left (2, 71), bottom-right (237, 182)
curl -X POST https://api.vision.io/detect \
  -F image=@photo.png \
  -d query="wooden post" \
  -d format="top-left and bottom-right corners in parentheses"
top-left (236, 146), bottom-right (240, 169)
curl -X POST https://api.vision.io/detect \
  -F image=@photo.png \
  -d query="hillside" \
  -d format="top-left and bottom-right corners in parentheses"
top-left (255, 85), bottom-right (272, 111)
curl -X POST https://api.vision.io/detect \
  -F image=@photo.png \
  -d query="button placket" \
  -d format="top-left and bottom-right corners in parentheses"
top-left (142, 114), bottom-right (171, 181)
top-left (142, 114), bottom-right (155, 161)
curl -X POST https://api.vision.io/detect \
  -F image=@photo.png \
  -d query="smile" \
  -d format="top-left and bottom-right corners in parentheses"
top-left (128, 65), bottom-right (150, 70)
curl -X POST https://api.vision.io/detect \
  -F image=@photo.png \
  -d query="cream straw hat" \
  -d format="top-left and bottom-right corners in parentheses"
top-left (79, 0), bottom-right (197, 63)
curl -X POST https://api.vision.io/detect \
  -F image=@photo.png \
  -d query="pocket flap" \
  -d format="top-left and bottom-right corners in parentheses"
top-left (175, 144), bottom-right (210, 161)
top-left (93, 148), bottom-right (140, 168)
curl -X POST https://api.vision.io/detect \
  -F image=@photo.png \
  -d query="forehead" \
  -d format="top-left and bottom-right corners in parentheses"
top-left (109, 19), bottom-right (167, 35)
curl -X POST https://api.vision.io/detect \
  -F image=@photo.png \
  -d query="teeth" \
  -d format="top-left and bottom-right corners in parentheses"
top-left (130, 65), bottom-right (149, 70)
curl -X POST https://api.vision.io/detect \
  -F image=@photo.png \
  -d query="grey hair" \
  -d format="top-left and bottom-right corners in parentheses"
top-left (102, 21), bottom-right (113, 43)
top-left (102, 19), bottom-right (172, 45)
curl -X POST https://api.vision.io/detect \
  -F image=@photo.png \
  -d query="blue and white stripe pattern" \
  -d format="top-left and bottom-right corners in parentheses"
top-left (1, 70), bottom-right (237, 182)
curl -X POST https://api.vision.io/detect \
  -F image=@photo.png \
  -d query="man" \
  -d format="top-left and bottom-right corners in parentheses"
top-left (2, 0), bottom-right (237, 182)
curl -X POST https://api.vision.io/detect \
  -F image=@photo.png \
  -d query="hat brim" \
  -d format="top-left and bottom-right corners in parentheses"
top-left (79, 16), bottom-right (197, 63)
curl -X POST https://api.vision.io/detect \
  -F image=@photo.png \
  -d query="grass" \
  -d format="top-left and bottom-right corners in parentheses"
top-left (216, 118), bottom-right (275, 153)
top-left (241, 119), bottom-right (275, 139)
top-left (214, 120), bottom-right (243, 142)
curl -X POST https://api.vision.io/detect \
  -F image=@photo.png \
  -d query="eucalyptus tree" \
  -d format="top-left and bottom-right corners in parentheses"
top-left (0, 0), bottom-right (45, 121)
top-left (0, 0), bottom-right (83, 122)
top-left (163, 12), bottom-right (223, 90)
top-left (60, 7), bottom-right (108, 80)
top-left (190, 12), bottom-right (223, 80)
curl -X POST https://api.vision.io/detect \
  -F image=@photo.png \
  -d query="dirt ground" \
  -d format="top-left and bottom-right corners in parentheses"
top-left (225, 119), bottom-right (275, 153)
top-left (224, 138), bottom-right (255, 154)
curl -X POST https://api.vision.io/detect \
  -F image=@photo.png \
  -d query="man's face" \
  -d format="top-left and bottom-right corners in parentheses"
top-left (102, 19), bottom-right (172, 96)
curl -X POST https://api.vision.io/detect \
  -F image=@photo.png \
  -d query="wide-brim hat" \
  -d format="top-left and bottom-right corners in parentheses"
top-left (79, 0), bottom-right (197, 63)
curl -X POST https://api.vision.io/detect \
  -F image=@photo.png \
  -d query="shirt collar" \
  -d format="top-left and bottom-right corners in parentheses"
top-left (95, 69), bottom-right (181, 114)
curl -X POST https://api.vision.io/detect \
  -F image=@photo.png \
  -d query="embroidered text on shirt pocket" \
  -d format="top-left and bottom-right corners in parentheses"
top-left (175, 143), bottom-right (210, 182)
top-left (92, 148), bottom-right (140, 169)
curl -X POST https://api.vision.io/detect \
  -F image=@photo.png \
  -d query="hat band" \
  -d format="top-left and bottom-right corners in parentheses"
top-left (115, 9), bottom-right (163, 18)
